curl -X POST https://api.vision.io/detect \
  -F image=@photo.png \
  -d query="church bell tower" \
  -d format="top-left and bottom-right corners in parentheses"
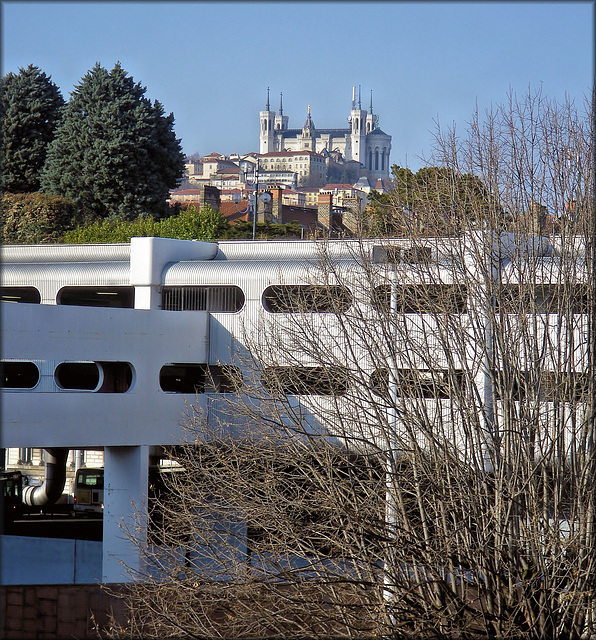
top-left (259, 88), bottom-right (275, 154)
top-left (349, 85), bottom-right (366, 165)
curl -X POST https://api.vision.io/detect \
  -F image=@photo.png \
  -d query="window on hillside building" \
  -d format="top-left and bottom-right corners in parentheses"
top-left (262, 366), bottom-right (350, 396)
top-left (18, 448), bottom-right (33, 464)
top-left (372, 284), bottom-right (468, 314)
top-left (263, 285), bottom-right (352, 313)
top-left (162, 286), bottom-right (245, 312)
top-left (0, 286), bottom-right (41, 304)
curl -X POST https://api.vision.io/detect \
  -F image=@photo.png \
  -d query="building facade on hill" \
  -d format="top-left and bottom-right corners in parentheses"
top-left (259, 87), bottom-right (392, 181)
top-left (257, 150), bottom-right (326, 188)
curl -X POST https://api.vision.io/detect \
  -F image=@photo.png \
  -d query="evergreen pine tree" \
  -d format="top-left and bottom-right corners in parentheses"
top-left (41, 63), bottom-right (185, 220)
top-left (0, 65), bottom-right (65, 193)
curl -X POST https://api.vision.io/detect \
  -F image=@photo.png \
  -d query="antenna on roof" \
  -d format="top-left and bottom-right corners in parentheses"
top-left (266, 87), bottom-right (270, 111)
top-left (352, 86), bottom-right (355, 109)
top-left (358, 85), bottom-right (361, 110)
top-left (279, 92), bottom-right (283, 115)
top-left (370, 89), bottom-right (373, 114)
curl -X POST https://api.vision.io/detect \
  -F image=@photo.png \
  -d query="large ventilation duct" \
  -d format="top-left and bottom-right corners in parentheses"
top-left (22, 448), bottom-right (68, 506)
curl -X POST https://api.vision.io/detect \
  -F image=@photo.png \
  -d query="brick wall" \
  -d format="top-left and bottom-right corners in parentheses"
top-left (1, 584), bottom-right (128, 640)
top-left (317, 193), bottom-right (332, 231)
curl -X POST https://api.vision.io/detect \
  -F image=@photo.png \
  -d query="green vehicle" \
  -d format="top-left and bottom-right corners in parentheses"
top-left (1, 470), bottom-right (23, 527)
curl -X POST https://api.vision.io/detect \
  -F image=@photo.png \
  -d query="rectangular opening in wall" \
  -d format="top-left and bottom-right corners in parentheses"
top-left (497, 284), bottom-right (589, 314)
top-left (97, 362), bottom-right (133, 393)
top-left (57, 286), bottom-right (134, 308)
top-left (160, 364), bottom-right (243, 393)
top-left (372, 245), bottom-right (433, 265)
top-left (1, 361), bottom-right (40, 389)
top-left (55, 362), bottom-right (101, 391)
top-left (262, 366), bottom-right (350, 395)
top-left (0, 286), bottom-right (41, 304)
top-left (372, 284), bottom-right (467, 314)
top-left (263, 285), bottom-right (352, 313)
top-left (371, 368), bottom-right (465, 399)
top-left (494, 370), bottom-right (590, 403)
top-left (162, 286), bottom-right (245, 312)
top-left (160, 364), bottom-right (207, 393)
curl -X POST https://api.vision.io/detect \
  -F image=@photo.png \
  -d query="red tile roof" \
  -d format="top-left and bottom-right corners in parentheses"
top-left (220, 200), bottom-right (250, 224)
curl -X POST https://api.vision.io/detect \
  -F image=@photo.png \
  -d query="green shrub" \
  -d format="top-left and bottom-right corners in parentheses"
top-left (1, 192), bottom-right (82, 244)
top-left (63, 204), bottom-right (229, 244)
top-left (222, 220), bottom-right (303, 239)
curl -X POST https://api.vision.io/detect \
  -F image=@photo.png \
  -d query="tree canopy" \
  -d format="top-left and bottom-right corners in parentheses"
top-left (364, 165), bottom-right (501, 236)
top-left (0, 64), bottom-right (65, 193)
top-left (40, 62), bottom-right (184, 221)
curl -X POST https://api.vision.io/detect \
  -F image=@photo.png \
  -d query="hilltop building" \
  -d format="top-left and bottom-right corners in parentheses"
top-left (259, 87), bottom-right (392, 181)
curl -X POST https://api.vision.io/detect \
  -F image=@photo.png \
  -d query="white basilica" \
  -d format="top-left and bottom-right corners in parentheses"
top-left (259, 87), bottom-right (392, 180)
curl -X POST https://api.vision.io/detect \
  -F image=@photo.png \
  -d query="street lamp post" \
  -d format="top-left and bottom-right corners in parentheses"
top-left (239, 159), bottom-right (268, 240)
top-left (231, 192), bottom-right (250, 215)
top-left (253, 162), bottom-right (259, 241)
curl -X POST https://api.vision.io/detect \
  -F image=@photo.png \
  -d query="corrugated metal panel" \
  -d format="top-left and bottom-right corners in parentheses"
top-left (0, 243), bottom-right (130, 263)
top-left (0, 262), bottom-right (130, 287)
top-left (501, 257), bottom-right (587, 284)
top-left (215, 239), bottom-right (373, 261)
top-left (163, 259), bottom-right (359, 289)
top-left (215, 239), bottom-right (461, 270)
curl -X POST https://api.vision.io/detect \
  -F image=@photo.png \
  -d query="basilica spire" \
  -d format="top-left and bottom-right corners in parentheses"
top-left (302, 104), bottom-right (315, 136)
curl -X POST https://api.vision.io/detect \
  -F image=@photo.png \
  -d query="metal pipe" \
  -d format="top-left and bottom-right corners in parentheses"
top-left (22, 448), bottom-right (68, 506)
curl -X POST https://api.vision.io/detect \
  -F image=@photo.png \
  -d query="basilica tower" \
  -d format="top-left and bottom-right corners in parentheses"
top-left (348, 86), bottom-right (366, 166)
top-left (274, 92), bottom-right (289, 133)
top-left (259, 88), bottom-right (275, 154)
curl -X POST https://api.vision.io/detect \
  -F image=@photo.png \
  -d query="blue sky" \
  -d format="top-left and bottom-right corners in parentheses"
top-left (2, 1), bottom-right (593, 171)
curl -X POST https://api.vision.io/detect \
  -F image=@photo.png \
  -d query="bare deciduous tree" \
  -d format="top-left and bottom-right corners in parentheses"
top-left (109, 89), bottom-right (594, 640)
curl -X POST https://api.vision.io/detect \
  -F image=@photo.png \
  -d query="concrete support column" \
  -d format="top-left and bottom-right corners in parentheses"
top-left (102, 445), bottom-right (149, 583)
top-left (133, 285), bottom-right (161, 310)
top-left (129, 236), bottom-right (219, 311)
